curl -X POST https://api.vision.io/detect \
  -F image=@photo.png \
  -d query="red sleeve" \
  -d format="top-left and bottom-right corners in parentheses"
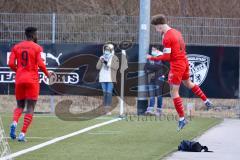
top-left (8, 46), bottom-right (17, 72)
top-left (148, 34), bottom-right (171, 61)
top-left (37, 47), bottom-right (49, 77)
top-left (163, 36), bottom-right (171, 48)
top-left (148, 54), bottom-right (171, 61)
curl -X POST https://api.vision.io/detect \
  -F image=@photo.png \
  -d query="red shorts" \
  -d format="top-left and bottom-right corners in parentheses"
top-left (168, 60), bottom-right (190, 85)
top-left (15, 83), bottom-right (39, 100)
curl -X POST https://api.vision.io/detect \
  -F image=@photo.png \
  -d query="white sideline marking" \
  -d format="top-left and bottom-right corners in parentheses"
top-left (0, 118), bottom-right (122, 160)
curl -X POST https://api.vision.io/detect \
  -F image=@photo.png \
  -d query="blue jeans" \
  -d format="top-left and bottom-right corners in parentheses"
top-left (149, 96), bottom-right (163, 109)
top-left (101, 82), bottom-right (113, 106)
top-left (148, 81), bottom-right (163, 109)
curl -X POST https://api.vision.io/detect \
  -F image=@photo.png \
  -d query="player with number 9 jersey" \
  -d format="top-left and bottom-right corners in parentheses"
top-left (9, 40), bottom-right (49, 100)
top-left (8, 27), bottom-right (51, 142)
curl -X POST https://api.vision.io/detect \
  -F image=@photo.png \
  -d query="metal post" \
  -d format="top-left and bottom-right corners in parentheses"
top-left (239, 48), bottom-right (240, 98)
top-left (52, 13), bottom-right (56, 44)
top-left (120, 50), bottom-right (128, 116)
top-left (120, 54), bottom-right (125, 116)
top-left (237, 48), bottom-right (240, 118)
top-left (137, 0), bottom-right (151, 114)
top-left (50, 13), bottom-right (56, 113)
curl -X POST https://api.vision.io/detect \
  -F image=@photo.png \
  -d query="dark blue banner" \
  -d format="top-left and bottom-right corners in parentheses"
top-left (0, 43), bottom-right (239, 98)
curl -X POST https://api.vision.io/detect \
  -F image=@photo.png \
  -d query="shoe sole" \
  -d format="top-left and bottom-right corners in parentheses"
top-left (18, 140), bottom-right (26, 142)
top-left (18, 138), bottom-right (26, 142)
top-left (206, 106), bottom-right (214, 111)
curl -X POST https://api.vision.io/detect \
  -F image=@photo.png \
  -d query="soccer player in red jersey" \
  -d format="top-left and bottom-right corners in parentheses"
top-left (147, 14), bottom-right (213, 131)
top-left (8, 27), bottom-right (50, 141)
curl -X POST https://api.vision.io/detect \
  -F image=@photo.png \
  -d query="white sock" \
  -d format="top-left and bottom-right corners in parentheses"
top-left (204, 99), bottom-right (209, 104)
top-left (13, 121), bottom-right (17, 126)
top-left (179, 117), bottom-right (185, 121)
top-left (20, 132), bottom-right (25, 136)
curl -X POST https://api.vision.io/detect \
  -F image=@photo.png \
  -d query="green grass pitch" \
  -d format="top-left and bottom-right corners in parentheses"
top-left (1, 114), bottom-right (221, 160)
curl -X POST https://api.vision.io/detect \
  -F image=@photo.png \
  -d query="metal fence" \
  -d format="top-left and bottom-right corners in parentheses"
top-left (0, 13), bottom-right (240, 46)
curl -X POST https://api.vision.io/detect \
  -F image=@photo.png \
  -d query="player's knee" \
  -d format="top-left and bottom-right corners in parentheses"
top-left (26, 100), bottom-right (36, 114)
top-left (170, 88), bottom-right (179, 98)
top-left (17, 105), bottom-right (25, 110)
top-left (171, 92), bottom-right (179, 98)
top-left (26, 106), bottom-right (34, 114)
top-left (17, 100), bottom-right (25, 109)
top-left (188, 82), bottom-right (195, 89)
top-left (183, 80), bottom-right (194, 89)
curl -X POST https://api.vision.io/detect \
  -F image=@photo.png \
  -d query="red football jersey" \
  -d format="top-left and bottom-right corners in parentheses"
top-left (8, 40), bottom-right (49, 84)
top-left (162, 28), bottom-right (187, 61)
top-left (149, 28), bottom-right (187, 63)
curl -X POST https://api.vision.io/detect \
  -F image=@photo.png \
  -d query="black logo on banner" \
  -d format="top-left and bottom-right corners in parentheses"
top-left (188, 54), bottom-right (210, 86)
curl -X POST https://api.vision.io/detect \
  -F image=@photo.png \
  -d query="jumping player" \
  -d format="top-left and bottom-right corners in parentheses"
top-left (8, 27), bottom-right (50, 141)
top-left (147, 14), bottom-right (213, 131)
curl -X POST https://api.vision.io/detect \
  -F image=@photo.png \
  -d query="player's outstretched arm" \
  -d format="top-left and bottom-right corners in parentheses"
top-left (147, 54), bottom-right (170, 61)
top-left (8, 48), bottom-right (17, 72)
top-left (147, 47), bottom-right (171, 61)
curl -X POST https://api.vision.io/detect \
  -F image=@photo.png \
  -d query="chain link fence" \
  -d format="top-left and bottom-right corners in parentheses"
top-left (0, 13), bottom-right (240, 46)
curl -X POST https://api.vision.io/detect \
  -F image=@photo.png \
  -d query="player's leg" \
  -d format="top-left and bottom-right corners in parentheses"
top-left (13, 100), bottom-right (25, 123)
top-left (10, 100), bottom-right (25, 139)
top-left (18, 100), bottom-right (36, 142)
top-left (170, 84), bottom-right (187, 131)
top-left (10, 83), bottom-right (26, 140)
top-left (18, 83), bottom-right (39, 142)
top-left (182, 65), bottom-right (213, 110)
top-left (170, 85), bottom-right (184, 118)
top-left (168, 68), bottom-right (187, 131)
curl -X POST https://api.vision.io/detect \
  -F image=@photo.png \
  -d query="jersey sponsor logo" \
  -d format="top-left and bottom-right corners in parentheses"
top-left (188, 54), bottom-right (210, 86)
